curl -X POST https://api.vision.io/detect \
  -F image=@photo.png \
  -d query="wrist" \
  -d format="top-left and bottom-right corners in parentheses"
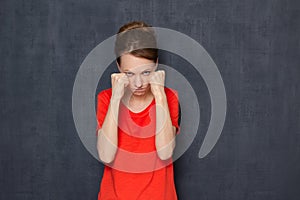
top-left (153, 90), bottom-right (167, 101)
top-left (111, 94), bottom-right (122, 102)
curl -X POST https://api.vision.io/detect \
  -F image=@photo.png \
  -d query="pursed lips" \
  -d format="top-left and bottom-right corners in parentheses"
top-left (134, 88), bottom-right (145, 91)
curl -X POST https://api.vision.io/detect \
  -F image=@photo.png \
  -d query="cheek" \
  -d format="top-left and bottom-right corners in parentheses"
top-left (142, 80), bottom-right (150, 88)
top-left (142, 76), bottom-right (151, 84)
top-left (128, 78), bottom-right (135, 87)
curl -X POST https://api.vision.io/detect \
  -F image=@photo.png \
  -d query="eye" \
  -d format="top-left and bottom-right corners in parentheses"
top-left (125, 72), bottom-right (134, 77)
top-left (142, 71), bottom-right (151, 76)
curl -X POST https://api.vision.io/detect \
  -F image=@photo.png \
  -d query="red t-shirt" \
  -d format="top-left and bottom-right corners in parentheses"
top-left (96, 87), bottom-right (180, 200)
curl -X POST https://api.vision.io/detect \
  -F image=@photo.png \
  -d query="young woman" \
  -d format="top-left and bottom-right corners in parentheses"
top-left (96, 21), bottom-right (180, 200)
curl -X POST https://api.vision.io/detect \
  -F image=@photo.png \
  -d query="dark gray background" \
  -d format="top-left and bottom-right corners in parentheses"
top-left (1, 0), bottom-right (299, 199)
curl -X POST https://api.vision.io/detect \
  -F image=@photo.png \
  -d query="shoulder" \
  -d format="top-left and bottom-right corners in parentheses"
top-left (164, 87), bottom-right (179, 100)
top-left (98, 88), bottom-right (112, 95)
top-left (97, 88), bottom-right (112, 101)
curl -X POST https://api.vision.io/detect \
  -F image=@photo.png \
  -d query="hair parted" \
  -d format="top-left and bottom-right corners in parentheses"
top-left (114, 21), bottom-right (158, 65)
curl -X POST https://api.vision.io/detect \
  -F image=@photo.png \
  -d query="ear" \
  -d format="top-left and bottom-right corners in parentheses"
top-left (154, 57), bottom-right (159, 71)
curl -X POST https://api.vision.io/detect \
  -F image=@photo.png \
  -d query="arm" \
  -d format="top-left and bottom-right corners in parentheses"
top-left (97, 73), bottom-right (129, 164)
top-left (154, 93), bottom-right (177, 160)
top-left (150, 70), bottom-right (177, 160)
top-left (97, 97), bottom-right (120, 164)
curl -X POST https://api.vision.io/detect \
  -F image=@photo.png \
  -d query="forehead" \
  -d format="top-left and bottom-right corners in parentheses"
top-left (120, 54), bottom-right (155, 71)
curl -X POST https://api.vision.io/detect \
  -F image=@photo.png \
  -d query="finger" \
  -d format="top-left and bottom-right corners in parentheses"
top-left (111, 73), bottom-right (122, 87)
top-left (150, 73), bottom-right (165, 87)
top-left (112, 73), bottom-right (124, 82)
top-left (111, 73), bottom-right (119, 79)
top-left (111, 73), bottom-right (121, 81)
top-left (118, 76), bottom-right (127, 85)
top-left (124, 79), bottom-right (129, 87)
top-left (157, 70), bottom-right (165, 78)
top-left (151, 71), bottom-right (162, 80)
top-left (111, 74), bottom-right (116, 85)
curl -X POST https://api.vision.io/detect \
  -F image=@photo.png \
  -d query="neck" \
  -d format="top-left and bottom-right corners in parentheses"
top-left (123, 88), bottom-right (153, 104)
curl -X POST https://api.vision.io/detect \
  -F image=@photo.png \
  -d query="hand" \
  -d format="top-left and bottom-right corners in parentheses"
top-left (111, 73), bottom-right (129, 100)
top-left (150, 70), bottom-right (165, 98)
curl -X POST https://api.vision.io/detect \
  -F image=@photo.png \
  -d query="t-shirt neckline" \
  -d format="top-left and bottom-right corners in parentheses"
top-left (121, 98), bottom-right (155, 115)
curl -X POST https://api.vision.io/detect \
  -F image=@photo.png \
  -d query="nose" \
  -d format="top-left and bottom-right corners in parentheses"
top-left (134, 75), bottom-right (143, 88)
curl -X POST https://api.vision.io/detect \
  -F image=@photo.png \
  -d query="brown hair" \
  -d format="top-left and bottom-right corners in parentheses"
top-left (114, 21), bottom-right (158, 65)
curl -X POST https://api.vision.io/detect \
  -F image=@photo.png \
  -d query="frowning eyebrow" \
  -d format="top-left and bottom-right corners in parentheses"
top-left (123, 65), bottom-right (154, 72)
top-left (124, 68), bottom-right (153, 74)
top-left (122, 63), bottom-right (156, 71)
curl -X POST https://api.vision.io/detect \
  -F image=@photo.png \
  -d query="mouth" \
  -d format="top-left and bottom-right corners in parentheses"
top-left (134, 88), bottom-right (145, 92)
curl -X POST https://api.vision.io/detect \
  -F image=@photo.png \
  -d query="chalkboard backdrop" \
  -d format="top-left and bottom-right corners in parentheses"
top-left (1, 0), bottom-right (299, 199)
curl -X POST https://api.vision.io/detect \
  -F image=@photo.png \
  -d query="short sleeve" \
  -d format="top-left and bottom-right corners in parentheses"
top-left (165, 88), bottom-right (181, 135)
top-left (96, 89), bottom-right (111, 136)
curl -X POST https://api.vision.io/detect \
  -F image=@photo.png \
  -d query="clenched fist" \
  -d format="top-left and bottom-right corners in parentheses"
top-left (111, 73), bottom-right (129, 100)
top-left (150, 70), bottom-right (165, 98)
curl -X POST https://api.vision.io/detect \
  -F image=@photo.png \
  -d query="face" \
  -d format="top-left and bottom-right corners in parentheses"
top-left (117, 54), bottom-right (157, 96)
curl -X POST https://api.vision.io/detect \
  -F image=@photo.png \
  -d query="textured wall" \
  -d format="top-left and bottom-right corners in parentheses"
top-left (1, 0), bottom-right (299, 199)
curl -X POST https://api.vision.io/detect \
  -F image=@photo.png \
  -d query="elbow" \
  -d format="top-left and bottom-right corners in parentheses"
top-left (100, 156), bottom-right (114, 164)
top-left (97, 147), bottom-right (116, 164)
top-left (157, 151), bottom-right (173, 160)
top-left (97, 140), bottom-right (117, 164)
top-left (97, 129), bottom-right (117, 164)
top-left (157, 141), bottom-right (175, 161)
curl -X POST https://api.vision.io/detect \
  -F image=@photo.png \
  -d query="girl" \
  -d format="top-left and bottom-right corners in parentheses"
top-left (96, 21), bottom-right (180, 200)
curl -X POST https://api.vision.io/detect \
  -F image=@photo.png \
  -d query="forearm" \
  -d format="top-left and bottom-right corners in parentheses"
top-left (155, 93), bottom-right (176, 160)
top-left (97, 98), bottom-right (120, 164)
